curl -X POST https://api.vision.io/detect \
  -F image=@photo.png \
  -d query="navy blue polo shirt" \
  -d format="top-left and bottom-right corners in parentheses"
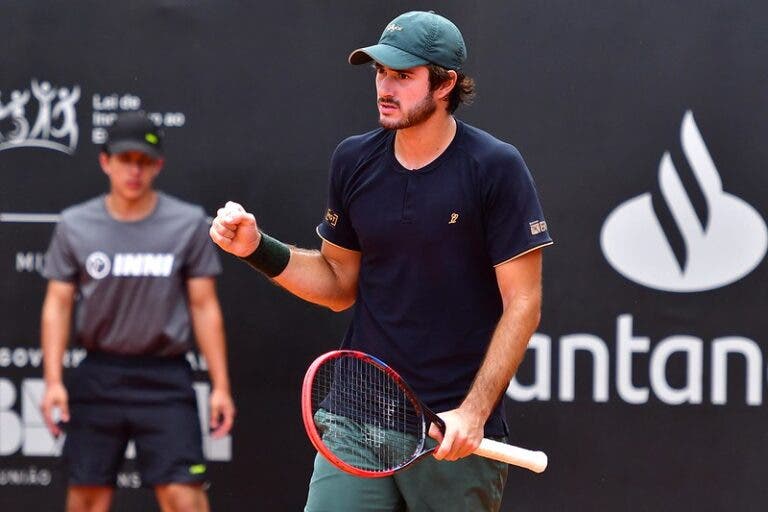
top-left (317, 120), bottom-right (552, 437)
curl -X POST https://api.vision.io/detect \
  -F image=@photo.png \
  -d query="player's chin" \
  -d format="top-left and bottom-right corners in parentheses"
top-left (121, 187), bottom-right (149, 200)
top-left (378, 116), bottom-right (402, 130)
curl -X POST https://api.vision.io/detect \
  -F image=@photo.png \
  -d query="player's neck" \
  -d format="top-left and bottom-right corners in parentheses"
top-left (105, 190), bottom-right (158, 222)
top-left (394, 112), bottom-right (456, 171)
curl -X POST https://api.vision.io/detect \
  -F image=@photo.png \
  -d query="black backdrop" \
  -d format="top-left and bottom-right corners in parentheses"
top-left (2, 2), bottom-right (768, 510)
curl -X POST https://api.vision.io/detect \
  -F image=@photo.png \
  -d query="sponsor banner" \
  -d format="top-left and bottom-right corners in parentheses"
top-left (0, 80), bottom-right (80, 155)
top-left (0, 348), bottom-right (230, 461)
top-left (508, 315), bottom-right (763, 406)
top-left (2, 2), bottom-right (768, 511)
top-left (601, 111), bottom-right (767, 292)
top-left (0, 81), bottom-right (186, 158)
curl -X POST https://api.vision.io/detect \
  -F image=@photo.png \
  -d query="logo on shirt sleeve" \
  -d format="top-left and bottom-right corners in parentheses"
top-left (325, 209), bottom-right (339, 228)
top-left (529, 220), bottom-right (548, 236)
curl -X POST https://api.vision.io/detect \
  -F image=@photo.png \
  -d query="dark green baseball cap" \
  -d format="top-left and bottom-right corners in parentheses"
top-left (349, 11), bottom-right (467, 71)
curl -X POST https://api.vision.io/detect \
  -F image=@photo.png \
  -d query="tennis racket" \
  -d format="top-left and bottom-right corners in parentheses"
top-left (301, 350), bottom-right (548, 477)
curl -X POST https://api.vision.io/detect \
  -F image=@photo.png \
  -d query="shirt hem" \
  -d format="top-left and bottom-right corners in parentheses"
top-left (493, 241), bottom-right (554, 267)
top-left (315, 226), bottom-right (361, 252)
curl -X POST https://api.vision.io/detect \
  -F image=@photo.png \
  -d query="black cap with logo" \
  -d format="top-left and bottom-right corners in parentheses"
top-left (103, 111), bottom-right (164, 159)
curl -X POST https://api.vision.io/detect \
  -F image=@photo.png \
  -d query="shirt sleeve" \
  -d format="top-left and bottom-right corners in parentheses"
top-left (42, 219), bottom-right (79, 282)
top-left (184, 212), bottom-right (222, 278)
top-left (482, 146), bottom-right (553, 265)
top-left (316, 141), bottom-right (361, 251)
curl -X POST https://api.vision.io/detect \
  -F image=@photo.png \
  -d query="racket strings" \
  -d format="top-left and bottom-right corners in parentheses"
top-left (311, 355), bottom-right (422, 472)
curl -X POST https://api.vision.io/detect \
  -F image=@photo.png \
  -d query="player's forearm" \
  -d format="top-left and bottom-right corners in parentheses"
top-left (462, 289), bottom-right (541, 422)
top-left (273, 247), bottom-right (357, 312)
top-left (40, 299), bottom-right (72, 385)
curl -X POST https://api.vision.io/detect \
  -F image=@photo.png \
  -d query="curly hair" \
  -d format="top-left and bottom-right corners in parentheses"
top-left (427, 64), bottom-right (476, 113)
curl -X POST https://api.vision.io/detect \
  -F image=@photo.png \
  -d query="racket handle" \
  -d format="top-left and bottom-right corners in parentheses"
top-left (474, 438), bottom-right (548, 473)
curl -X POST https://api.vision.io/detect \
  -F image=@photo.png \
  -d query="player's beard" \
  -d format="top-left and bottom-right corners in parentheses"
top-left (378, 92), bottom-right (437, 130)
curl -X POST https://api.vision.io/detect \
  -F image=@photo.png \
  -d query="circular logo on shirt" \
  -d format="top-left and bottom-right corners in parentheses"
top-left (85, 251), bottom-right (111, 280)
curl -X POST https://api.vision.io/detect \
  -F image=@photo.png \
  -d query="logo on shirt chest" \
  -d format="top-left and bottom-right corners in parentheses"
top-left (85, 252), bottom-right (111, 280)
top-left (448, 212), bottom-right (460, 224)
top-left (85, 252), bottom-right (175, 280)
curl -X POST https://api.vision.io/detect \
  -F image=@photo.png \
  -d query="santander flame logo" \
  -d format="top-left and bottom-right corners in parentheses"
top-left (600, 111), bottom-right (767, 292)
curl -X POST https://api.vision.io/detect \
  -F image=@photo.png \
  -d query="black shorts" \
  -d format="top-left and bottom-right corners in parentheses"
top-left (62, 352), bottom-right (207, 488)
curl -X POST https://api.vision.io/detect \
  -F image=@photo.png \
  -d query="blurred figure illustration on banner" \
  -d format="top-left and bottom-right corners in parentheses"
top-left (210, 10), bottom-right (552, 512)
top-left (40, 110), bottom-right (235, 512)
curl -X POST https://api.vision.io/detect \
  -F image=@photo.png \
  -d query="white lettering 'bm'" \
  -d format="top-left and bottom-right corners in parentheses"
top-left (113, 253), bottom-right (174, 277)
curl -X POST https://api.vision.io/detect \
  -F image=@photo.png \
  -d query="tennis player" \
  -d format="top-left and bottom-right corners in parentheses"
top-left (210, 10), bottom-right (552, 511)
top-left (40, 111), bottom-right (235, 512)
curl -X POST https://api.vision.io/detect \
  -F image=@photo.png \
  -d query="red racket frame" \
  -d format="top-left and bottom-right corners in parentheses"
top-left (301, 350), bottom-right (439, 478)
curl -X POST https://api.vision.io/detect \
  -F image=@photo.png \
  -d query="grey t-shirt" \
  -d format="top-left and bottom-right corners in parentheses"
top-left (43, 192), bottom-right (221, 356)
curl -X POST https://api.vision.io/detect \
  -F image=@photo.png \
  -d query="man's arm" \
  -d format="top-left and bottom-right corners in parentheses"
top-left (272, 241), bottom-right (361, 312)
top-left (432, 249), bottom-right (543, 461)
top-left (40, 280), bottom-right (76, 437)
top-left (187, 276), bottom-right (236, 438)
top-left (209, 201), bottom-right (361, 312)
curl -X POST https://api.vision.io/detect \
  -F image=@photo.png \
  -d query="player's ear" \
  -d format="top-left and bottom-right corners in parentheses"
top-left (149, 158), bottom-right (165, 180)
top-left (98, 152), bottom-right (112, 175)
top-left (435, 70), bottom-right (458, 102)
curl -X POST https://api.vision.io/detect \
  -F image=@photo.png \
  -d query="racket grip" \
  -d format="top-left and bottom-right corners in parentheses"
top-left (474, 438), bottom-right (548, 473)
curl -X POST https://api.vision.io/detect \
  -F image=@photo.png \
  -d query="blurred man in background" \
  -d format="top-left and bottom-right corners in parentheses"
top-left (40, 111), bottom-right (235, 512)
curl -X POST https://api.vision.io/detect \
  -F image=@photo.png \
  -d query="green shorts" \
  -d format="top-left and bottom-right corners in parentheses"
top-left (304, 411), bottom-right (508, 512)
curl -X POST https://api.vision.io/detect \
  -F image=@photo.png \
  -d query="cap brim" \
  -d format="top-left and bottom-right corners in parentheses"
top-left (348, 44), bottom-right (429, 69)
top-left (107, 140), bottom-right (163, 159)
